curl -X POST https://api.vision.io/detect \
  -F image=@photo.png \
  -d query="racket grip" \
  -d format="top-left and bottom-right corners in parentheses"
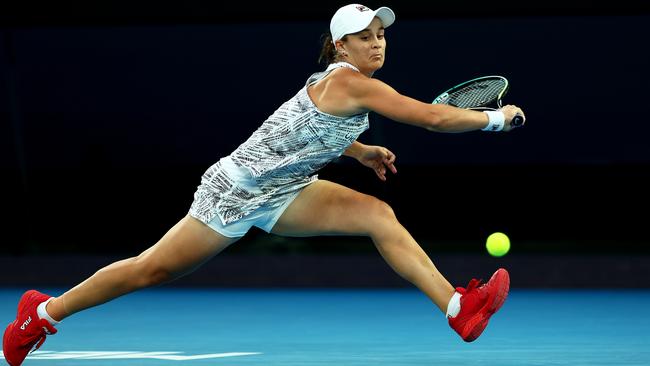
top-left (512, 114), bottom-right (525, 127)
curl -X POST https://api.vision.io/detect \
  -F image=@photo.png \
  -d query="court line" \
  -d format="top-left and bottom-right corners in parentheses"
top-left (0, 350), bottom-right (262, 360)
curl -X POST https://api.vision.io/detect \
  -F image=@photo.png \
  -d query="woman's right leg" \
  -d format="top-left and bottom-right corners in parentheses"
top-left (45, 214), bottom-right (238, 321)
top-left (271, 180), bottom-right (455, 313)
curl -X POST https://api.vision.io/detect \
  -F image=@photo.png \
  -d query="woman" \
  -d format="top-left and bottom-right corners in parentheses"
top-left (3, 4), bottom-right (525, 365)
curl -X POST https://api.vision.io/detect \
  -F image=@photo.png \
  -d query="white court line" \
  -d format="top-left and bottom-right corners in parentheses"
top-left (0, 351), bottom-right (262, 361)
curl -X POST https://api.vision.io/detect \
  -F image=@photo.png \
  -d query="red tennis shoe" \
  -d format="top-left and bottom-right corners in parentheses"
top-left (448, 268), bottom-right (510, 342)
top-left (3, 290), bottom-right (57, 366)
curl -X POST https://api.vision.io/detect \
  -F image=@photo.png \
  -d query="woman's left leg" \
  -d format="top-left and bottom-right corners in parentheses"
top-left (45, 215), bottom-right (238, 321)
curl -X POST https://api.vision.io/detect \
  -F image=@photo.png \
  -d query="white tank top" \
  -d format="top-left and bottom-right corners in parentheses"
top-left (192, 62), bottom-right (370, 225)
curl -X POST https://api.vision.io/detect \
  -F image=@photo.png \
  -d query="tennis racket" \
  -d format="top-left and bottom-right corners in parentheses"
top-left (432, 75), bottom-right (525, 128)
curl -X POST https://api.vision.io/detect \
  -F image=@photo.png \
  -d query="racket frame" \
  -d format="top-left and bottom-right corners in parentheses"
top-left (432, 75), bottom-right (524, 127)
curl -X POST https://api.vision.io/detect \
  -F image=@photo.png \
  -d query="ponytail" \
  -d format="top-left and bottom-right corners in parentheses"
top-left (318, 33), bottom-right (346, 66)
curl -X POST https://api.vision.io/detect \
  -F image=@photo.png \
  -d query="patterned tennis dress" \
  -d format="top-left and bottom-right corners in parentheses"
top-left (189, 62), bottom-right (369, 227)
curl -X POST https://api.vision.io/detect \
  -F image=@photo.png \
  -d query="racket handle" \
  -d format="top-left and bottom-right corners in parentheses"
top-left (512, 114), bottom-right (525, 127)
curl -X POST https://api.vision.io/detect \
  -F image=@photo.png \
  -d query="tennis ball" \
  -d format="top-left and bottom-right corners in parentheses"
top-left (486, 232), bottom-right (510, 257)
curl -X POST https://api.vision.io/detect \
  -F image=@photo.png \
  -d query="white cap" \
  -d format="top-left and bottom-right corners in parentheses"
top-left (330, 4), bottom-right (396, 44)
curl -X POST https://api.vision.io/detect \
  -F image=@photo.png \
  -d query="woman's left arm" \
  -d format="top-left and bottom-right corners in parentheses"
top-left (343, 141), bottom-right (365, 160)
top-left (344, 141), bottom-right (397, 181)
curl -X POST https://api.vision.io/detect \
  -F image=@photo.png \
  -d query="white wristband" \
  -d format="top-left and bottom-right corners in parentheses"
top-left (482, 111), bottom-right (505, 132)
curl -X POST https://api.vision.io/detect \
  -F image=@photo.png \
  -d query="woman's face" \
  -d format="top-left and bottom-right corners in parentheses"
top-left (339, 17), bottom-right (386, 76)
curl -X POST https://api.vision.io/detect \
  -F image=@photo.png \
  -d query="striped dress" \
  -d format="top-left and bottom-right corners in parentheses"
top-left (189, 62), bottom-right (369, 226)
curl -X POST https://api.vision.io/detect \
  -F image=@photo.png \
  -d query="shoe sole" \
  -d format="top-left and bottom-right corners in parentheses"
top-left (3, 323), bottom-right (13, 365)
top-left (464, 268), bottom-right (510, 342)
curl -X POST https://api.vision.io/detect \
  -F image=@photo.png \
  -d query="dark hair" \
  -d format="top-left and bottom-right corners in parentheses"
top-left (318, 33), bottom-right (347, 66)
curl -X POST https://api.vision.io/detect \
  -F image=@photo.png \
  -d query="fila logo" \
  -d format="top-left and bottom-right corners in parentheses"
top-left (355, 5), bottom-right (370, 12)
top-left (20, 316), bottom-right (32, 330)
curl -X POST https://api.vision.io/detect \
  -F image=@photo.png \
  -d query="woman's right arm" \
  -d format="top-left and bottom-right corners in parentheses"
top-left (346, 74), bottom-right (523, 133)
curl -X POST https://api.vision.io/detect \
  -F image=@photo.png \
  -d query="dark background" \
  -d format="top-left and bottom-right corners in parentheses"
top-left (1, 0), bottom-right (649, 273)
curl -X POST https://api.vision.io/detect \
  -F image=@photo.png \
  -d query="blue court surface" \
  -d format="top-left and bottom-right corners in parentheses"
top-left (1, 288), bottom-right (649, 365)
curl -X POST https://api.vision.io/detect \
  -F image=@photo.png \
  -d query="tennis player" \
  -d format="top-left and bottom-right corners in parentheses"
top-left (3, 4), bottom-right (525, 365)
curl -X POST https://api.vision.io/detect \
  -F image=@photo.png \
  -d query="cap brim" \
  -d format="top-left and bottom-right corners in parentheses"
top-left (331, 5), bottom-right (396, 41)
top-left (374, 7), bottom-right (395, 28)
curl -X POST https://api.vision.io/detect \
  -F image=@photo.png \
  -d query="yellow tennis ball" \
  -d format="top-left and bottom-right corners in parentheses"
top-left (486, 232), bottom-right (510, 257)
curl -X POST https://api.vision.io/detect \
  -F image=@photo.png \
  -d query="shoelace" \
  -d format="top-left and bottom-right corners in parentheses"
top-left (29, 336), bottom-right (46, 355)
top-left (20, 319), bottom-right (57, 354)
top-left (458, 278), bottom-right (483, 295)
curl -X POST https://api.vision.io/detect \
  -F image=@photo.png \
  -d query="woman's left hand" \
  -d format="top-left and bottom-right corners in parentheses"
top-left (358, 145), bottom-right (397, 181)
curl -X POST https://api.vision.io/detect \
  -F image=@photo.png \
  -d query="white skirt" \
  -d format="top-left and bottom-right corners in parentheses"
top-left (188, 156), bottom-right (313, 237)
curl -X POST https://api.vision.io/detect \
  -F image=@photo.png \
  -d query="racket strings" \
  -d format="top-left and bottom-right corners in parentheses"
top-left (446, 80), bottom-right (506, 108)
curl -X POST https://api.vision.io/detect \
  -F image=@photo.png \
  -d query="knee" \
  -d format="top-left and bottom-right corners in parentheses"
top-left (367, 198), bottom-right (398, 229)
top-left (364, 199), bottom-right (412, 245)
top-left (377, 199), bottom-right (397, 221)
top-left (131, 257), bottom-right (174, 288)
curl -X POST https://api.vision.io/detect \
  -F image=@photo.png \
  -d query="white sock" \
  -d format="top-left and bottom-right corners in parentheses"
top-left (445, 292), bottom-right (462, 318)
top-left (37, 298), bottom-right (60, 326)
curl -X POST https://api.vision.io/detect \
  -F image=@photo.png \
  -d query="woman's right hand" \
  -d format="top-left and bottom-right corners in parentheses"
top-left (501, 105), bottom-right (526, 131)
